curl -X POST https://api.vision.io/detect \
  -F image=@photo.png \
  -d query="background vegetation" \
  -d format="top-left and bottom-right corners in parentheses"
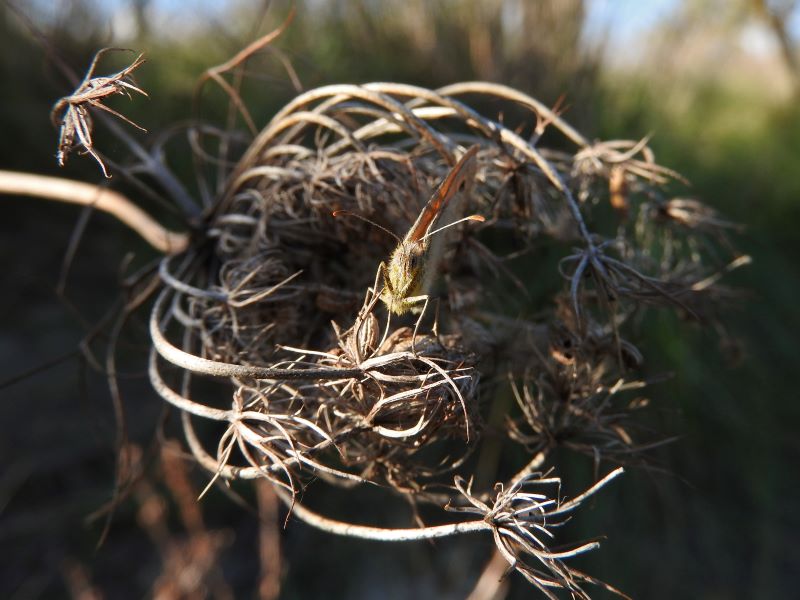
top-left (1, 1), bottom-right (798, 597)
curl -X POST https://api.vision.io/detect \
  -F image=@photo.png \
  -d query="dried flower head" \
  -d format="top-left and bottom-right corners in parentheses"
top-left (51, 48), bottom-right (147, 177)
top-left (138, 78), bottom-right (744, 596)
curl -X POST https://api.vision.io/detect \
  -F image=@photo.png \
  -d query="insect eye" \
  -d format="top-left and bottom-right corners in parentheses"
top-left (408, 254), bottom-right (419, 270)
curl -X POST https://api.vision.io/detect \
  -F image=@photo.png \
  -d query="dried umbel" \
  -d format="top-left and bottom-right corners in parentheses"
top-left (51, 49), bottom-right (147, 178)
top-left (143, 80), bottom-right (744, 596)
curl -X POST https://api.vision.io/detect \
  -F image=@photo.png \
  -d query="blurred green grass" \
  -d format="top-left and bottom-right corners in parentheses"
top-left (583, 67), bottom-right (800, 597)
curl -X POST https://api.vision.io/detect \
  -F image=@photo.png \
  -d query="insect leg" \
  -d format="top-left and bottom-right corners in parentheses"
top-left (375, 262), bottom-right (393, 352)
top-left (409, 294), bottom-right (430, 355)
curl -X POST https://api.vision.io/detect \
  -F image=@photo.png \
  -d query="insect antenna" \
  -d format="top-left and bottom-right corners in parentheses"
top-left (420, 214), bottom-right (485, 242)
top-left (332, 210), bottom-right (401, 243)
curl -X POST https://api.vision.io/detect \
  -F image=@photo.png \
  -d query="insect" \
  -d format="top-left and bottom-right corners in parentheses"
top-left (380, 145), bottom-right (482, 315)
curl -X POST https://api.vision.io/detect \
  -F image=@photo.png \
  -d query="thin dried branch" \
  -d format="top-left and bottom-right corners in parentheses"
top-left (0, 170), bottom-right (188, 253)
top-left (194, 8), bottom-right (296, 135)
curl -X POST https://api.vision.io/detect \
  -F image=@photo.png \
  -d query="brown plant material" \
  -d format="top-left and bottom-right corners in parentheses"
top-left (256, 481), bottom-right (282, 600)
top-left (609, 165), bottom-right (629, 217)
top-left (60, 558), bottom-right (103, 600)
top-left (135, 443), bottom-right (234, 599)
top-left (51, 48), bottom-right (147, 177)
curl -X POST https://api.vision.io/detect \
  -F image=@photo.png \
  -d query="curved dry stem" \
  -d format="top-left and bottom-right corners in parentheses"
top-left (275, 486), bottom-right (489, 541)
top-left (150, 285), bottom-right (364, 380)
top-left (0, 170), bottom-right (189, 254)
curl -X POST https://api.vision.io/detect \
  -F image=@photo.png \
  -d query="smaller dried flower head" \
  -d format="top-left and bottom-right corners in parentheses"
top-left (51, 48), bottom-right (147, 177)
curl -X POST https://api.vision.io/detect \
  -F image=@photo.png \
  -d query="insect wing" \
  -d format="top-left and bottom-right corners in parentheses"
top-left (406, 146), bottom-right (479, 244)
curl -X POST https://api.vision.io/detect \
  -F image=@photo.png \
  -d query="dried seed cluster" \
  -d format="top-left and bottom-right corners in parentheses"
top-left (146, 82), bottom-right (743, 596)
